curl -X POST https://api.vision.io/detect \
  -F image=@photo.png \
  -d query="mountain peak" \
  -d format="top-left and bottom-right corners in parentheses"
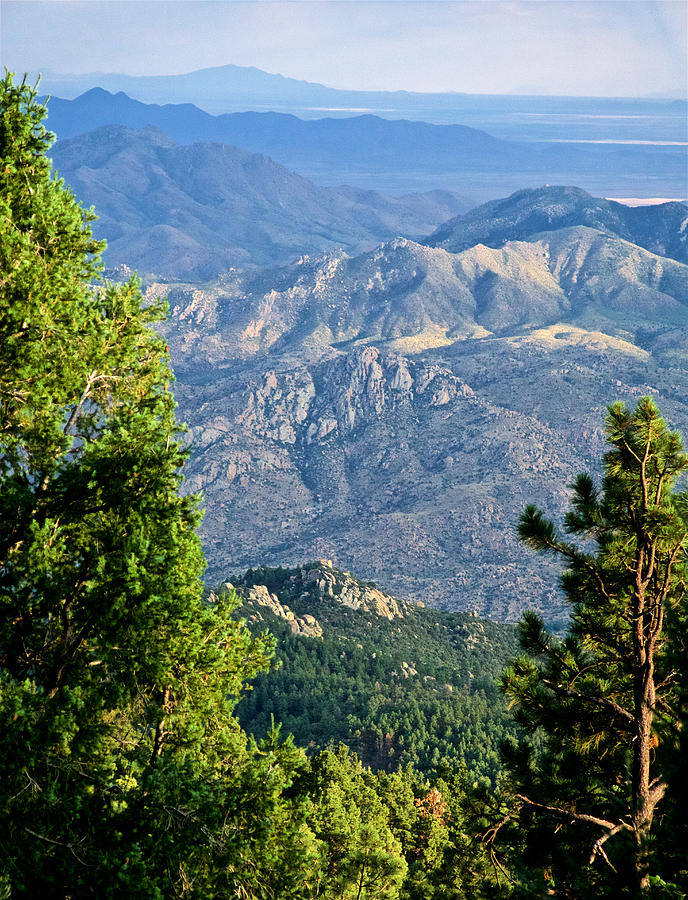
top-left (75, 86), bottom-right (113, 99)
top-left (426, 185), bottom-right (688, 262)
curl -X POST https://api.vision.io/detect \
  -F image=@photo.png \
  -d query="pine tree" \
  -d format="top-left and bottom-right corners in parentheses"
top-left (299, 745), bottom-right (408, 899)
top-left (498, 398), bottom-right (688, 896)
top-left (0, 72), bottom-right (318, 897)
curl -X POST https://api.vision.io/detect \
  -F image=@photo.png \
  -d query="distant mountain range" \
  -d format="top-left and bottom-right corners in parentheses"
top-left (40, 63), bottom-right (431, 112)
top-left (36, 63), bottom-right (687, 130)
top-left (46, 88), bottom-right (509, 167)
top-left (149, 187), bottom-right (688, 620)
top-left (46, 90), bottom-right (687, 199)
top-left (51, 125), bottom-right (469, 279)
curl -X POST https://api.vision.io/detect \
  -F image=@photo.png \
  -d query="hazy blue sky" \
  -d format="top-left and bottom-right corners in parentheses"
top-left (1, 0), bottom-right (686, 97)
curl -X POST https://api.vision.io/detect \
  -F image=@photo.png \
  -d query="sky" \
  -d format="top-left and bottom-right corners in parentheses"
top-left (1, 0), bottom-right (686, 97)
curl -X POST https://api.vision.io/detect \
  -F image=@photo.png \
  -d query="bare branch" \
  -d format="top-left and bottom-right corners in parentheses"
top-left (480, 803), bottom-right (522, 886)
top-left (589, 822), bottom-right (627, 868)
top-left (541, 678), bottom-right (634, 724)
top-left (62, 370), bottom-right (98, 438)
top-left (515, 794), bottom-right (624, 832)
top-left (150, 686), bottom-right (172, 765)
top-left (23, 827), bottom-right (92, 867)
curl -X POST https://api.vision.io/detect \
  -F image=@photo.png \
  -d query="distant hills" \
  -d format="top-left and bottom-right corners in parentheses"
top-left (50, 119), bottom-right (688, 281)
top-left (46, 89), bottom-right (687, 199)
top-left (51, 125), bottom-right (469, 279)
top-left (39, 63), bottom-right (412, 112)
top-left (46, 87), bottom-right (509, 168)
top-left (151, 187), bottom-right (688, 619)
top-left (427, 185), bottom-right (688, 263)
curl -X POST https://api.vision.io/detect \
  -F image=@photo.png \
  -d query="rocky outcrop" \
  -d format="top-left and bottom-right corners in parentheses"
top-left (235, 582), bottom-right (323, 638)
top-left (238, 371), bottom-right (316, 444)
top-left (223, 347), bottom-right (476, 450)
top-left (292, 561), bottom-right (407, 620)
top-left (304, 347), bottom-right (476, 441)
top-left (231, 562), bottom-right (409, 629)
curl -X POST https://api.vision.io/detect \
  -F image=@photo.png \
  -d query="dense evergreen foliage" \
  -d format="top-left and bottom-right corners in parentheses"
top-left (495, 399), bottom-right (688, 897)
top-left (295, 744), bottom-right (502, 899)
top-left (233, 564), bottom-right (519, 782)
top-left (0, 72), bottom-right (314, 898)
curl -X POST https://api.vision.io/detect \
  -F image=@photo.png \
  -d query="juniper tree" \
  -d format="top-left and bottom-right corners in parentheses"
top-left (498, 398), bottom-right (688, 897)
top-left (0, 72), bottom-right (318, 897)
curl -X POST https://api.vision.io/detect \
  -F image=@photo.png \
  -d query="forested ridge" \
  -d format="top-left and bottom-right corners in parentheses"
top-left (1, 73), bottom-right (687, 898)
top-left (230, 563), bottom-right (519, 782)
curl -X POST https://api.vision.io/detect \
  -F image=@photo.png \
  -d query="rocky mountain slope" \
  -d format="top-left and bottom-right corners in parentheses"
top-left (50, 125), bottom-right (468, 280)
top-left (152, 190), bottom-right (688, 621)
top-left (161, 225), bottom-right (688, 367)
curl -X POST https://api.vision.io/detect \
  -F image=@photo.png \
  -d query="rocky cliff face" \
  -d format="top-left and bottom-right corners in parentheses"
top-left (294, 561), bottom-right (407, 620)
top-left (176, 340), bottom-right (599, 620)
top-left (232, 560), bottom-right (408, 633)
top-left (230, 582), bottom-right (324, 637)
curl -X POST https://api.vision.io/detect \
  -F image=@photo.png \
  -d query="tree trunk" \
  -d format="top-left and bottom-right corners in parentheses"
top-left (630, 539), bottom-right (656, 894)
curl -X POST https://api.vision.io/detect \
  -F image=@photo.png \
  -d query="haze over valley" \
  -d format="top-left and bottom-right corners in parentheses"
top-left (46, 83), bottom-right (688, 198)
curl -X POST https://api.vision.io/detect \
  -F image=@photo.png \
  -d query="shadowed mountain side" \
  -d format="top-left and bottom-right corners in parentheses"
top-left (49, 125), bottom-right (469, 280)
top-left (155, 224), bottom-right (688, 620)
top-left (427, 186), bottom-right (688, 263)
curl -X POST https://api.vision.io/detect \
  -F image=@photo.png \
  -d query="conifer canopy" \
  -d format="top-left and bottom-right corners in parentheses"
top-left (0, 71), bottom-right (314, 898)
top-left (500, 398), bottom-right (688, 896)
